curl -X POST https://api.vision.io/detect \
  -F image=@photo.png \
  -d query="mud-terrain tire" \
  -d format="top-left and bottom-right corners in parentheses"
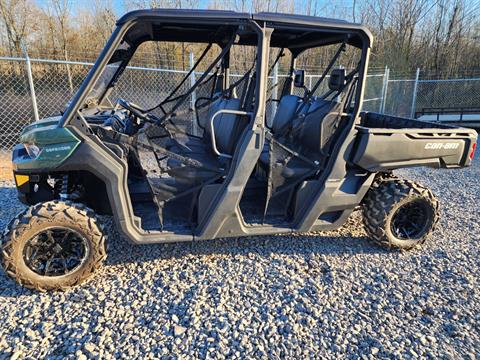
top-left (1, 201), bottom-right (107, 291)
top-left (362, 178), bottom-right (439, 250)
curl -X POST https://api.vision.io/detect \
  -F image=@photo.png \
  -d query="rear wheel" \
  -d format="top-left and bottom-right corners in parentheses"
top-left (1, 201), bottom-right (107, 291)
top-left (362, 178), bottom-right (439, 250)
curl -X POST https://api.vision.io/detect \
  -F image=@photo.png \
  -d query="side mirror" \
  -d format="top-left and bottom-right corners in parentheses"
top-left (293, 70), bottom-right (305, 88)
top-left (329, 68), bottom-right (346, 91)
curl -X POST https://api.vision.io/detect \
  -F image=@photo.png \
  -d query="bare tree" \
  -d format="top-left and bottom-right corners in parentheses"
top-left (0, 0), bottom-right (37, 56)
top-left (0, 0), bottom-right (479, 77)
top-left (48, 0), bottom-right (74, 91)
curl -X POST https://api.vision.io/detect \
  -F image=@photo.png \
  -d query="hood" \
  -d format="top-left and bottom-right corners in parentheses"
top-left (20, 116), bottom-right (62, 137)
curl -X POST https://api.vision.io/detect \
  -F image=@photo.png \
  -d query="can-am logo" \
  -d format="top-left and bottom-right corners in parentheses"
top-left (424, 142), bottom-right (459, 150)
top-left (44, 145), bottom-right (72, 153)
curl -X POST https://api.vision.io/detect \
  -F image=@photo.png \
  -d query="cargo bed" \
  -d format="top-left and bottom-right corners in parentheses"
top-left (353, 112), bottom-right (477, 171)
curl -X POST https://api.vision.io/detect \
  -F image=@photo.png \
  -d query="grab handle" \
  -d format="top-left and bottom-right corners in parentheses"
top-left (209, 109), bottom-right (253, 158)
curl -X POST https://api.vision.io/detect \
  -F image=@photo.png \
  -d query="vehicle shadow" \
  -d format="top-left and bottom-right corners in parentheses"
top-left (0, 226), bottom-right (388, 299)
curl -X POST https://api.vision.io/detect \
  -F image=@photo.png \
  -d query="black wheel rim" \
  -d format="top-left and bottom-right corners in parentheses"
top-left (390, 199), bottom-right (431, 240)
top-left (23, 228), bottom-right (88, 277)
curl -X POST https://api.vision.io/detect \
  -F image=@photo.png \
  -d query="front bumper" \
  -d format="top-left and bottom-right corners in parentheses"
top-left (12, 171), bottom-right (40, 204)
top-left (12, 144), bottom-right (56, 205)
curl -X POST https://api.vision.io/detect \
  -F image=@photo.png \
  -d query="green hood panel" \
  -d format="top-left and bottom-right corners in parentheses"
top-left (14, 118), bottom-right (82, 171)
top-left (20, 116), bottom-right (74, 145)
top-left (20, 116), bottom-right (62, 136)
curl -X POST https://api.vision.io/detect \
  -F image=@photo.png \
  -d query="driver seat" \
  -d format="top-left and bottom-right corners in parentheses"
top-left (165, 72), bottom-right (256, 182)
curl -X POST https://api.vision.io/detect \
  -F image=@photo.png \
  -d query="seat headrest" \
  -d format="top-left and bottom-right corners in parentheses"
top-left (329, 68), bottom-right (346, 91)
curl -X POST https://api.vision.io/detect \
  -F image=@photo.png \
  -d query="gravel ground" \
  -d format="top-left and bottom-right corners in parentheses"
top-left (0, 154), bottom-right (479, 359)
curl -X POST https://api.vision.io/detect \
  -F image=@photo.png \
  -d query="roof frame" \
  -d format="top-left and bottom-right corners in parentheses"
top-left (115, 9), bottom-right (372, 51)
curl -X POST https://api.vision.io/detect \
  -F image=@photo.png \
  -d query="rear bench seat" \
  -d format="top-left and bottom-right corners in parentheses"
top-left (259, 95), bottom-right (335, 166)
top-left (258, 95), bottom-right (301, 165)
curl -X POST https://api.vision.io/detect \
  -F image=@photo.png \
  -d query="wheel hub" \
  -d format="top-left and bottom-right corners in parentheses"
top-left (390, 199), bottom-right (430, 240)
top-left (52, 244), bottom-right (63, 254)
top-left (23, 228), bottom-right (88, 277)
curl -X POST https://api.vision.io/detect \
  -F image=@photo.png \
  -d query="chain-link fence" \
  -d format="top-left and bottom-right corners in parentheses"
top-left (32, 60), bottom-right (91, 119)
top-left (383, 79), bottom-right (417, 118)
top-left (0, 58), bottom-right (32, 151)
top-left (416, 78), bottom-right (480, 112)
top-left (378, 69), bottom-right (480, 118)
top-left (1, 55), bottom-right (479, 154)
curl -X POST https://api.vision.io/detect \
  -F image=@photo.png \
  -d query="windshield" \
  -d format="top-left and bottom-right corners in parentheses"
top-left (85, 39), bottom-right (133, 104)
top-left (86, 61), bottom-right (123, 101)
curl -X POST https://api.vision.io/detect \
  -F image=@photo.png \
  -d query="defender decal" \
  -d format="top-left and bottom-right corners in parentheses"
top-left (44, 145), bottom-right (73, 153)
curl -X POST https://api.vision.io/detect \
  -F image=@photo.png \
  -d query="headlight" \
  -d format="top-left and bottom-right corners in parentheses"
top-left (24, 143), bottom-right (42, 158)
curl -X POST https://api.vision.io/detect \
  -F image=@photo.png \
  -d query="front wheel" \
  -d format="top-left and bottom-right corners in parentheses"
top-left (1, 201), bottom-right (107, 291)
top-left (362, 178), bottom-right (439, 250)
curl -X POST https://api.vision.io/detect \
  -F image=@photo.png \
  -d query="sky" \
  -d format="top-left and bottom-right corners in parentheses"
top-left (34, 0), bottom-right (357, 18)
top-left (32, 0), bottom-right (480, 27)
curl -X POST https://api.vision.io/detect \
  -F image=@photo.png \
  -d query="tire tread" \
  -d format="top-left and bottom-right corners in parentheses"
top-left (362, 175), bottom-right (440, 250)
top-left (1, 201), bottom-right (107, 291)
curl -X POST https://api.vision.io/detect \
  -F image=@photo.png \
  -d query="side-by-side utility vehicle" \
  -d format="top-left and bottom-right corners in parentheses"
top-left (2, 10), bottom-right (477, 290)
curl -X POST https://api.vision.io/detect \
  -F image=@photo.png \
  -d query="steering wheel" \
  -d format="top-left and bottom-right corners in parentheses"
top-left (116, 98), bottom-right (148, 120)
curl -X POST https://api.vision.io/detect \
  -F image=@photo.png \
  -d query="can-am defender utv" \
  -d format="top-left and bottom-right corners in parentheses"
top-left (3, 10), bottom-right (477, 290)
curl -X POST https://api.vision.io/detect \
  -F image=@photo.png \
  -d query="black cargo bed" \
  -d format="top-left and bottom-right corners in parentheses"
top-left (352, 112), bottom-right (477, 171)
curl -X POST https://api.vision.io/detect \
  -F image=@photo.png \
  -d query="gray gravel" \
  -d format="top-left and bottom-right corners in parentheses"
top-left (0, 153), bottom-right (479, 359)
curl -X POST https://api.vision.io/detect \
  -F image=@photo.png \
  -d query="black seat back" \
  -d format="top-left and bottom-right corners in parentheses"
top-left (197, 96), bottom-right (222, 130)
top-left (212, 71), bottom-right (259, 155)
top-left (271, 95), bottom-right (301, 134)
top-left (205, 98), bottom-right (247, 155)
top-left (291, 98), bottom-right (343, 153)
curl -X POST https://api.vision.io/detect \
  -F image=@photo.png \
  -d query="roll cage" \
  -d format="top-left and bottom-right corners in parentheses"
top-left (52, 9), bottom-right (375, 243)
top-left (60, 10), bottom-right (372, 129)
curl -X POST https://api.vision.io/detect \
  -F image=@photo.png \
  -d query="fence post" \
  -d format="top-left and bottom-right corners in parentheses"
top-left (189, 51), bottom-right (198, 135)
top-left (380, 66), bottom-right (389, 114)
top-left (23, 48), bottom-right (39, 122)
top-left (66, 63), bottom-right (74, 94)
top-left (410, 68), bottom-right (420, 118)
